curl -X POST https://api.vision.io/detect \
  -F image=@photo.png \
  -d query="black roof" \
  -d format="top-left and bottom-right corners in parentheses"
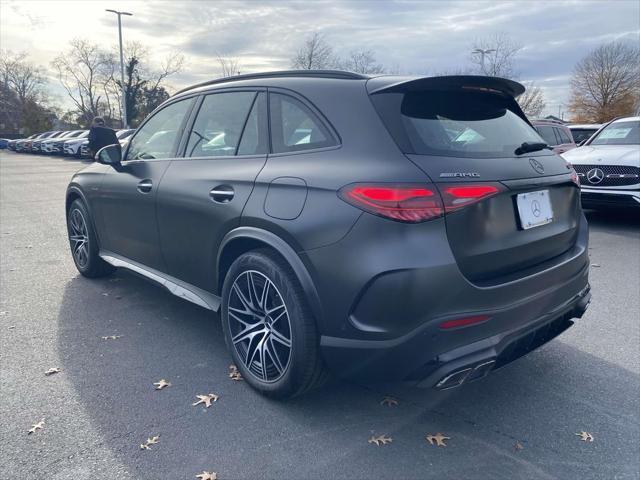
top-left (175, 70), bottom-right (369, 96)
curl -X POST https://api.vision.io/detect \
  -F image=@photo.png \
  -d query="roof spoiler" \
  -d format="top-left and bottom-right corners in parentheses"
top-left (367, 75), bottom-right (531, 125)
top-left (367, 75), bottom-right (526, 98)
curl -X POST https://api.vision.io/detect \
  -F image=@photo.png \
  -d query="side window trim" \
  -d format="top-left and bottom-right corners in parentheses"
top-left (123, 95), bottom-right (197, 162)
top-left (266, 87), bottom-right (341, 156)
top-left (177, 94), bottom-right (205, 158)
top-left (234, 93), bottom-right (259, 156)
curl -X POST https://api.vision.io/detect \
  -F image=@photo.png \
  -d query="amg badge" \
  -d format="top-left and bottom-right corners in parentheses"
top-left (439, 172), bottom-right (481, 178)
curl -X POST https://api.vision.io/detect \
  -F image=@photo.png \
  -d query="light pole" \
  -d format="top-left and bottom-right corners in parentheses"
top-left (106, 9), bottom-right (132, 128)
top-left (472, 48), bottom-right (495, 75)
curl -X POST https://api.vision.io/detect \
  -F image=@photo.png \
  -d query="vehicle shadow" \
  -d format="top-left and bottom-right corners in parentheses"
top-left (55, 270), bottom-right (640, 480)
top-left (585, 208), bottom-right (640, 230)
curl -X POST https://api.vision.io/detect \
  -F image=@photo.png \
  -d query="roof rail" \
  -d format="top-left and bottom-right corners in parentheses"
top-left (175, 70), bottom-right (368, 96)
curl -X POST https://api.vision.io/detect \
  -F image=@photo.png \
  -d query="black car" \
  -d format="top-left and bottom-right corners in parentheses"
top-left (66, 71), bottom-right (591, 398)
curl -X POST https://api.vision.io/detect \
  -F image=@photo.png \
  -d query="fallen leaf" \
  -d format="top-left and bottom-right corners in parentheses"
top-left (101, 335), bottom-right (122, 340)
top-left (368, 434), bottom-right (393, 446)
top-left (192, 394), bottom-right (219, 408)
top-left (27, 419), bottom-right (45, 435)
top-left (45, 367), bottom-right (61, 376)
top-left (228, 364), bottom-right (243, 381)
top-left (153, 379), bottom-right (171, 390)
top-left (196, 472), bottom-right (217, 480)
top-left (591, 264), bottom-right (601, 268)
top-left (514, 441), bottom-right (524, 451)
top-left (426, 433), bottom-right (450, 447)
top-left (140, 435), bottom-right (160, 450)
top-left (8, 325), bottom-right (15, 330)
top-left (0, 311), bottom-right (6, 316)
top-left (576, 431), bottom-right (594, 442)
top-left (380, 396), bottom-right (399, 407)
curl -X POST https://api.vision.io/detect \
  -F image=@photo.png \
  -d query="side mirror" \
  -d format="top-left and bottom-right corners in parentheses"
top-left (95, 144), bottom-right (122, 164)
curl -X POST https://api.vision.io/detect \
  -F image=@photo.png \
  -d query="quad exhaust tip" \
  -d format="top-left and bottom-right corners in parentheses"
top-left (436, 360), bottom-right (496, 389)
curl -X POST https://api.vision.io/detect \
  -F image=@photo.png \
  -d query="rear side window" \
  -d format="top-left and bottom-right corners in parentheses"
top-left (557, 127), bottom-right (572, 144)
top-left (269, 93), bottom-right (337, 153)
top-left (186, 91), bottom-right (256, 158)
top-left (371, 90), bottom-right (544, 158)
top-left (535, 125), bottom-right (558, 146)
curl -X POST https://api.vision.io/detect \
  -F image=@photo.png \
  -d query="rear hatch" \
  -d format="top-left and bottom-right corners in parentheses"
top-left (369, 76), bottom-right (581, 284)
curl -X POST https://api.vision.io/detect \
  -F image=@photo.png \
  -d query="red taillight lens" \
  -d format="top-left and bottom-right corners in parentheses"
top-left (437, 183), bottom-right (504, 213)
top-left (339, 183), bottom-right (444, 223)
top-left (439, 315), bottom-right (490, 330)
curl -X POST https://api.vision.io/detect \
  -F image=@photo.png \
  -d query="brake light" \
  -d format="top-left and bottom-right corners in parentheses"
top-left (338, 183), bottom-right (444, 223)
top-left (437, 183), bottom-right (504, 212)
top-left (439, 315), bottom-right (490, 330)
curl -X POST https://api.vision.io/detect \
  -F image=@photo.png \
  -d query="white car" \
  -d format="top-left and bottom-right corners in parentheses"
top-left (562, 117), bottom-right (640, 209)
top-left (41, 130), bottom-right (85, 154)
top-left (63, 131), bottom-right (90, 156)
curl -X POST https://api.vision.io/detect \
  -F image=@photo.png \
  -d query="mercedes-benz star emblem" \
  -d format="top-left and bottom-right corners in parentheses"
top-left (529, 158), bottom-right (545, 174)
top-left (587, 168), bottom-right (604, 184)
top-left (531, 199), bottom-right (541, 217)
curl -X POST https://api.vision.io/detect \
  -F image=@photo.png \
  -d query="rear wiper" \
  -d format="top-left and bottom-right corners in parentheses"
top-left (515, 142), bottom-right (552, 155)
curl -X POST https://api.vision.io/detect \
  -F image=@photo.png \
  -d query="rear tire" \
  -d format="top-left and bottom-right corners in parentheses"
top-left (66, 199), bottom-right (115, 278)
top-left (221, 249), bottom-right (327, 399)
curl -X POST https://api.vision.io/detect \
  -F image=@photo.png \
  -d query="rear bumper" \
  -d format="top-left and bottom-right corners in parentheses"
top-left (308, 211), bottom-right (590, 387)
top-left (580, 188), bottom-right (640, 208)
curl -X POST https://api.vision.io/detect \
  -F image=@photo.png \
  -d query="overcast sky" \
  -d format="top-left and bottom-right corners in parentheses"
top-left (1, 0), bottom-right (638, 117)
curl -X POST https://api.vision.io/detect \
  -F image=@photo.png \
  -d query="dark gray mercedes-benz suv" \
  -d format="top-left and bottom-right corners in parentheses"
top-left (66, 71), bottom-right (591, 398)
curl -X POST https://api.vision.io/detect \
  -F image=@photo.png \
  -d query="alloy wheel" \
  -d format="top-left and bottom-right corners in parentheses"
top-left (69, 208), bottom-right (89, 268)
top-left (228, 270), bottom-right (292, 382)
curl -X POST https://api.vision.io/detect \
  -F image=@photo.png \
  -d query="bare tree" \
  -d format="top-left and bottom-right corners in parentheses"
top-left (342, 50), bottom-right (386, 74)
top-left (51, 39), bottom-right (113, 125)
top-left (0, 50), bottom-right (46, 104)
top-left (470, 33), bottom-right (522, 78)
top-left (568, 42), bottom-right (640, 123)
top-left (291, 33), bottom-right (337, 70)
top-left (517, 82), bottom-right (546, 118)
top-left (216, 54), bottom-right (240, 77)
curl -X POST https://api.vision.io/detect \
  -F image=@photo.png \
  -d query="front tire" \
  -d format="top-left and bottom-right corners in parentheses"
top-left (221, 249), bottom-right (327, 399)
top-left (66, 199), bottom-right (114, 278)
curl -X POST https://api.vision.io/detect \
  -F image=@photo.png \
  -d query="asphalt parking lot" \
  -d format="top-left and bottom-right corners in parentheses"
top-left (1, 151), bottom-right (638, 480)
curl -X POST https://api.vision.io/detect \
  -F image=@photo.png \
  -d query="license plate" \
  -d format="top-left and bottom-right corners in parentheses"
top-left (516, 190), bottom-right (553, 230)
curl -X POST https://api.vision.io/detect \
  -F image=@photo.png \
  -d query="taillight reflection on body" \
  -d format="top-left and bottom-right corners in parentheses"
top-left (439, 315), bottom-right (490, 330)
top-left (437, 183), bottom-right (504, 212)
top-left (338, 183), bottom-right (444, 223)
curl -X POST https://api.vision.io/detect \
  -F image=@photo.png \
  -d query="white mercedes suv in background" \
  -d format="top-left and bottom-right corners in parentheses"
top-left (562, 117), bottom-right (640, 209)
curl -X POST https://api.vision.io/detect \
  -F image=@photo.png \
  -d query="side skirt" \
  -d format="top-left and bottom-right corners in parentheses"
top-left (99, 251), bottom-right (221, 312)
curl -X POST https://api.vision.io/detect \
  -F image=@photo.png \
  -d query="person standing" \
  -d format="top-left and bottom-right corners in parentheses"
top-left (88, 116), bottom-right (119, 158)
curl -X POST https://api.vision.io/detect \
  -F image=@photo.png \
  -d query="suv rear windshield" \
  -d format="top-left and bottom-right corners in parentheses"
top-left (590, 121), bottom-right (639, 146)
top-left (371, 90), bottom-right (543, 158)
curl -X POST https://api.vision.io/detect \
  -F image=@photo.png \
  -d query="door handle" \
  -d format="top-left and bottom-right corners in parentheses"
top-left (210, 185), bottom-right (234, 203)
top-left (137, 179), bottom-right (153, 193)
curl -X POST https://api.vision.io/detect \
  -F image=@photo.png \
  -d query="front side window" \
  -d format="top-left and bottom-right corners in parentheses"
top-left (126, 98), bottom-right (193, 160)
top-left (591, 121), bottom-right (640, 146)
top-left (185, 91), bottom-right (257, 158)
top-left (372, 90), bottom-right (545, 158)
top-left (269, 93), bottom-right (336, 153)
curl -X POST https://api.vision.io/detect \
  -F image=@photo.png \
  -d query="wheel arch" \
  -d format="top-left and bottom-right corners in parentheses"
top-left (217, 227), bottom-right (323, 327)
top-left (65, 185), bottom-right (103, 247)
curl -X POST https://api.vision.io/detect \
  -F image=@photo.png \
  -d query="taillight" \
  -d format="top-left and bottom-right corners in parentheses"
top-left (437, 183), bottom-right (504, 213)
top-left (338, 183), bottom-right (444, 223)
